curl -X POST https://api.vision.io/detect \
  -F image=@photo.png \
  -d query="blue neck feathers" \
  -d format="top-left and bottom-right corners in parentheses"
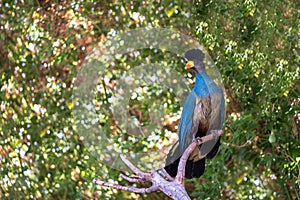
top-left (193, 73), bottom-right (219, 97)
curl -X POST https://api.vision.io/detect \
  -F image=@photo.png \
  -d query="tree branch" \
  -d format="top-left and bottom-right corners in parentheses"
top-left (93, 130), bottom-right (224, 199)
top-left (93, 179), bottom-right (158, 193)
top-left (175, 130), bottom-right (223, 185)
top-left (119, 173), bottom-right (145, 183)
top-left (159, 166), bottom-right (174, 181)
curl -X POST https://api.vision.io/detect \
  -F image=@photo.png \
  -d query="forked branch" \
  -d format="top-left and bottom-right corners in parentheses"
top-left (93, 130), bottom-right (223, 200)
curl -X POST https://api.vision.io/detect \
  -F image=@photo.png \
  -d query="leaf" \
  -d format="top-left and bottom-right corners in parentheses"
top-left (268, 134), bottom-right (276, 143)
top-left (40, 125), bottom-right (50, 137)
top-left (166, 5), bottom-right (179, 18)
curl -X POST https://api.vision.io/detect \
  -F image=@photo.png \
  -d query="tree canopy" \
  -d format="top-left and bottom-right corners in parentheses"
top-left (0, 0), bottom-right (299, 199)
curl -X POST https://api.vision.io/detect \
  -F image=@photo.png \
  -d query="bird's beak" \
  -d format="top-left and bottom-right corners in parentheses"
top-left (185, 61), bottom-right (194, 69)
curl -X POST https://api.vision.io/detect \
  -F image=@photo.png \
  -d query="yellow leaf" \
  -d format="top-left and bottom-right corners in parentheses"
top-left (209, 43), bottom-right (215, 51)
top-left (67, 101), bottom-right (74, 109)
top-left (166, 5), bottom-right (179, 18)
top-left (9, 151), bottom-right (17, 158)
top-left (40, 126), bottom-right (50, 137)
top-left (237, 172), bottom-right (247, 184)
top-left (33, 11), bottom-right (40, 19)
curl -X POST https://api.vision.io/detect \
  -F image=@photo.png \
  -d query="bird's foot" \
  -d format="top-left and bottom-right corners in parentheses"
top-left (193, 137), bottom-right (203, 146)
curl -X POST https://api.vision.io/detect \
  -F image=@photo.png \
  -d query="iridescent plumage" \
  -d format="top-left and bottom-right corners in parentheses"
top-left (165, 49), bottom-right (225, 178)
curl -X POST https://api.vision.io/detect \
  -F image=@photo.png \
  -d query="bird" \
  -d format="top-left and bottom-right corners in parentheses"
top-left (164, 49), bottom-right (225, 178)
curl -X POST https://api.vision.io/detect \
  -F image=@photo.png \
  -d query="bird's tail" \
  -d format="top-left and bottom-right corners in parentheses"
top-left (164, 141), bottom-right (206, 179)
top-left (164, 156), bottom-right (206, 179)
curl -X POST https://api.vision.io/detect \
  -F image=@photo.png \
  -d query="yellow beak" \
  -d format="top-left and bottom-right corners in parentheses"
top-left (185, 61), bottom-right (194, 69)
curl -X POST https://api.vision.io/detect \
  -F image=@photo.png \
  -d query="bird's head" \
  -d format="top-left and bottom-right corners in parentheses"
top-left (184, 49), bottom-right (206, 74)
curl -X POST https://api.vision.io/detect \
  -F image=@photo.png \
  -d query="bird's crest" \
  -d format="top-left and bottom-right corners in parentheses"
top-left (185, 49), bottom-right (205, 62)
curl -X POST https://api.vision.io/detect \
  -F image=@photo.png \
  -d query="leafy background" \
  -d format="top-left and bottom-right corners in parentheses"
top-left (0, 0), bottom-right (299, 199)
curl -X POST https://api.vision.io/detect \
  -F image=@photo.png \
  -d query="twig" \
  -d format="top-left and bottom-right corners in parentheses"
top-left (119, 174), bottom-right (145, 183)
top-left (159, 166), bottom-right (174, 181)
top-left (120, 154), bottom-right (151, 181)
top-left (93, 179), bottom-right (158, 193)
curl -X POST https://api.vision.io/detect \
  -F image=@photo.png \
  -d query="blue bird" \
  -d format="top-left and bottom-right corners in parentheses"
top-left (165, 49), bottom-right (225, 178)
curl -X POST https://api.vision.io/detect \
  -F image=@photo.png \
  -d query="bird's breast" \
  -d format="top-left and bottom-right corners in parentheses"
top-left (193, 96), bottom-right (212, 120)
top-left (192, 96), bottom-right (212, 138)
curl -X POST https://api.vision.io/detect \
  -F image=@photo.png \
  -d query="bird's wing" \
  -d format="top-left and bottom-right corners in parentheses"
top-left (208, 86), bottom-right (225, 130)
top-left (165, 89), bottom-right (202, 165)
top-left (200, 91), bottom-right (224, 159)
top-left (178, 90), bottom-right (198, 153)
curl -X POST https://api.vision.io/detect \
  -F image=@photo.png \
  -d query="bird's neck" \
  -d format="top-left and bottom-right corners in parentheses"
top-left (194, 73), bottom-right (211, 97)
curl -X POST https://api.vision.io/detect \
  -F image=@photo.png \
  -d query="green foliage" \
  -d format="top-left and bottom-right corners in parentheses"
top-left (0, 0), bottom-right (299, 199)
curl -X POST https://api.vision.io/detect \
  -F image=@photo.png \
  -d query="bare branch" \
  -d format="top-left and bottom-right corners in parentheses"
top-left (119, 174), bottom-right (145, 183)
top-left (175, 130), bottom-right (224, 185)
top-left (158, 167), bottom-right (174, 181)
top-left (151, 171), bottom-right (190, 200)
top-left (93, 129), bottom-right (223, 199)
top-left (120, 154), bottom-right (152, 181)
top-left (175, 141), bottom-right (196, 185)
top-left (93, 179), bottom-right (158, 193)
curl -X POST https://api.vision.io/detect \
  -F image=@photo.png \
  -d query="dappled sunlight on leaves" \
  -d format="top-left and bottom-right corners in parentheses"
top-left (0, 0), bottom-right (299, 199)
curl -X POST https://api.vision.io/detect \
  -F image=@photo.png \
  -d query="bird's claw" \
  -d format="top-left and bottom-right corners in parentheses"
top-left (193, 137), bottom-right (202, 146)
